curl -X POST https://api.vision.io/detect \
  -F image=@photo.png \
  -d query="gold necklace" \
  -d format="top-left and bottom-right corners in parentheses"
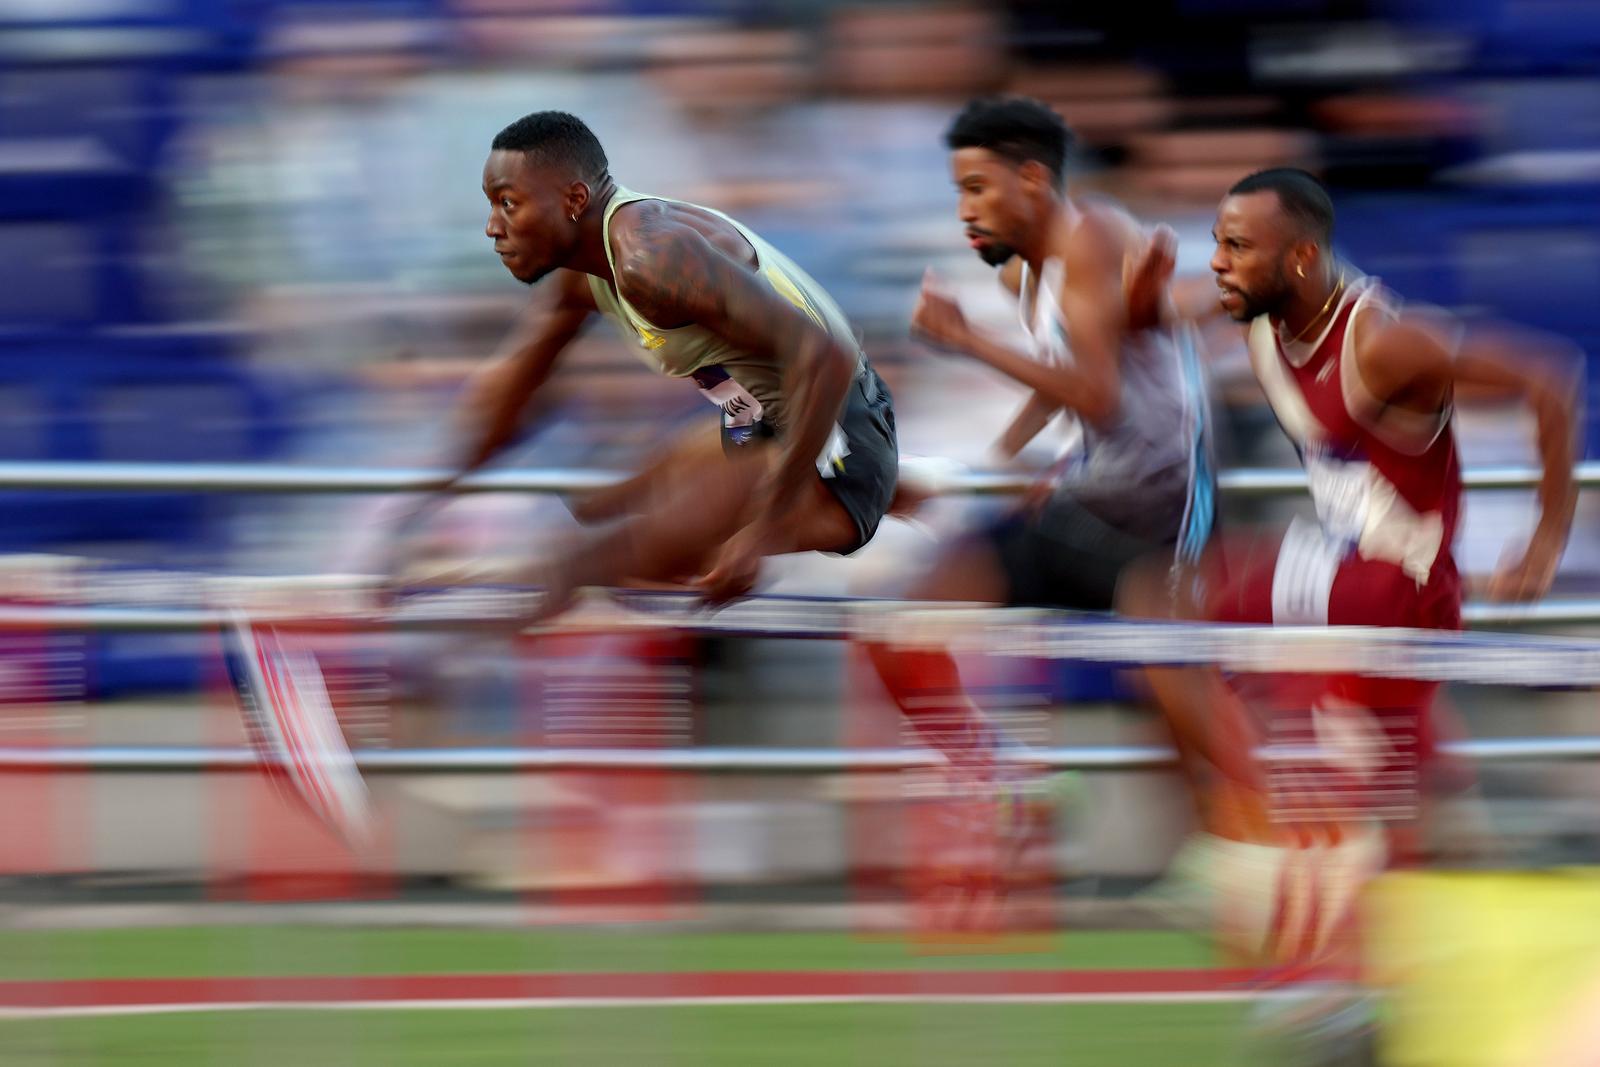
top-left (1285, 271), bottom-right (1346, 345)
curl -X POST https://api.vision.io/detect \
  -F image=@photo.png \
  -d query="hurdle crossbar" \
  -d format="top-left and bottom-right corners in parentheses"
top-left (0, 595), bottom-right (1594, 632)
top-left (0, 459), bottom-right (1591, 496)
top-left (2, 737), bottom-right (1597, 773)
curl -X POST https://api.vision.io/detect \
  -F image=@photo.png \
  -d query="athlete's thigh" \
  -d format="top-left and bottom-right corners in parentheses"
top-left (769, 475), bottom-right (869, 557)
top-left (1195, 526), bottom-right (1286, 624)
top-left (1206, 527), bottom-right (1449, 819)
top-left (571, 421), bottom-right (725, 524)
top-left (635, 424), bottom-right (741, 502)
top-left (608, 442), bottom-right (767, 584)
top-left (641, 430), bottom-right (861, 561)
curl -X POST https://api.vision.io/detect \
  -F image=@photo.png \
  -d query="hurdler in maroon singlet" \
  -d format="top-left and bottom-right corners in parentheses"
top-left (1204, 275), bottom-right (1464, 819)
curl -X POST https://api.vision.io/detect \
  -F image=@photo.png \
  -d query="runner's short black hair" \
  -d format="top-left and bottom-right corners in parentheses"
top-left (1229, 168), bottom-right (1334, 244)
top-left (944, 96), bottom-right (1073, 186)
top-left (491, 111), bottom-right (609, 184)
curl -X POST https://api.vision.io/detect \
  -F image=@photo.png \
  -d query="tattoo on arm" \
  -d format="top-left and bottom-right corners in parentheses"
top-left (616, 223), bottom-right (857, 519)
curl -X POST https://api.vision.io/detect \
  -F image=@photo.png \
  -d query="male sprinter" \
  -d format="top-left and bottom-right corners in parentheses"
top-left (435, 110), bottom-right (897, 612)
top-left (865, 96), bottom-right (1212, 775)
top-left (1125, 168), bottom-right (1579, 968)
top-left (856, 97), bottom-right (1211, 924)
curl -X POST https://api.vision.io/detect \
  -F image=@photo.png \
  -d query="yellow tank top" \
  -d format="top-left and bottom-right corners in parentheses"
top-left (586, 186), bottom-right (863, 434)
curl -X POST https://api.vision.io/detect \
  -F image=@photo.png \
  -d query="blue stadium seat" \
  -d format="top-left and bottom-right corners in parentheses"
top-left (1588, 368), bottom-right (1600, 459)
top-left (0, 330), bottom-right (292, 550)
top-left (0, 65), bottom-right (176, 172)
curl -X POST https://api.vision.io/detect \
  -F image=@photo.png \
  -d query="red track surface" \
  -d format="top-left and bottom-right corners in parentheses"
top-left (0, 968), bottom-right (1299, 1008)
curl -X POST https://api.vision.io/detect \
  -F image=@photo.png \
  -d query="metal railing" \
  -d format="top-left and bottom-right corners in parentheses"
top-left (0, 459), bottom-right (1591, 496)
top-left (0, 595), bottom-right (1592, 770)
top-left (0, 459), bottom-right (1591, 624)
top-left (0, 458), bottom-right (1590, 775)
top-left (0, 594), bottom-right (1593, 633)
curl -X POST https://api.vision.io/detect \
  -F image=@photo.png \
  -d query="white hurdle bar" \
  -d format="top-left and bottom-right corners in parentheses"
top-left (2, 737), bottom-right (1599, 773)
top-left (0, 459), bottom-right (1591, 495)
top-left (0, 594), bottom-right (1594, 633)
top-left (2, 597), bottom-right (1599, 771)
top-left (0, 459), bottom-right (1591, 772)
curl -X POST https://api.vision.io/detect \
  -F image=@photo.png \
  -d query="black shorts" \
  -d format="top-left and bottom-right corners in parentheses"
top-left (980, 492), bottom-right (1168, 611)
top-left (724, 365), bottom-right (897, 555)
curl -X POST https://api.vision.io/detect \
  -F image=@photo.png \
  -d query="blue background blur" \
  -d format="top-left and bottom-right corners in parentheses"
top-left (2, 0), bottom-right (1597, 698)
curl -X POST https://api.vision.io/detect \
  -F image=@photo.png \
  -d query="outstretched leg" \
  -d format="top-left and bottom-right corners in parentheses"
top-left (1114, 553), bottom-right (1274, 842)
top-left (566, 423), bottom-right (724, 526)
top-left (861, 536), bottom-right (1012, 767)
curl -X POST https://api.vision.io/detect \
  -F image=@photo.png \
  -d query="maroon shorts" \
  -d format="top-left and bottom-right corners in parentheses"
top-left (1201, 525), bottom-right (1461, 632)
top-left (1199, 523), bottom-right (1462, 820)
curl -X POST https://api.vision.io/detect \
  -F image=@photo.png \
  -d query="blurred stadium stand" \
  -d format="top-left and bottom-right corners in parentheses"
top-left (0, 0), bottom-right (1592, 706)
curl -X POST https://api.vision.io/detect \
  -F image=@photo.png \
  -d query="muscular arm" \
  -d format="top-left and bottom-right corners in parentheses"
top-left (987, 219), bottom-right (1175, 455)
top-left (994, 392), bottom-right (1060, 460)
top-left (450, 268), bottom-right (595, 483)
top-left (614, 222), bottom-right (858, 523)
top-left (1357, 313), bottom-right (1581, 598)
top-left (946, 213), bottom-right (1126, 428)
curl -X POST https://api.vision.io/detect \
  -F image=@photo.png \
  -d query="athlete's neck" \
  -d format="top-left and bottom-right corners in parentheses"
top-left (1277, 261), bottom-right (1343, 343)
top-left (565, 178), bottom-right (621, 281)
top-left (1018, 195), bottom-right (1072, 275)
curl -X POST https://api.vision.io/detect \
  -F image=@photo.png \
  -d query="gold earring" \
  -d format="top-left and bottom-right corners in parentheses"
top-left (1297, 264), bottom-right (1307, 278)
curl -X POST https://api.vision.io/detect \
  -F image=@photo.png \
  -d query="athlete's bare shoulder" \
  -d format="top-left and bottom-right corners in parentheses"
top-left (1058, 201), bottom-right (1126, 280)
top-left (1071, 197), bottom-right (1143, 260)
top-left (608, 197), bottom-right (757, 277)
top-left (606, 197), bottom-right (689, 262)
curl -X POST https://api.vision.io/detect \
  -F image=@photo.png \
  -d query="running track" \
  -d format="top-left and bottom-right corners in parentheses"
top-left (0, 969), bottom-right (1325, 1017)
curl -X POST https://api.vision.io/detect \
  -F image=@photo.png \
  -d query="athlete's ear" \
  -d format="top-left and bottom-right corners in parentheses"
top-left (565, 182), bottom-right (591, 223)
top-left (1286, 235), bottom-right (1312, 278)
top-left (1017, 159), bottom-right (1052, 194)
top-left (1299, 238), bottom-right (1324, 278)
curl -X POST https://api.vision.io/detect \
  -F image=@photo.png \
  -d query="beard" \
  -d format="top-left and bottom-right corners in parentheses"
top-left (1233, 265), bottom-right (1293, 320)
top-left (977, 241), bottom-right (1016, 267)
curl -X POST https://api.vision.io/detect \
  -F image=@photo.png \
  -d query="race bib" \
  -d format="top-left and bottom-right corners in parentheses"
top-left (690, 366), bottom-right (765, 444)
top-left (690, 366), bottom-right (850, 473)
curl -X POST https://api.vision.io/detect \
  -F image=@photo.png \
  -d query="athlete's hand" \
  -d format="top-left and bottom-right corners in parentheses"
top-left (375, 495), bottom-right (451, 605)
top-left (891, 456), bottom-right (969, 519)
top-left (1124, 223), bottom-right (1177, 331)
top-left (1019, 474), bottom-right (1059, 517)
top-left (1017, 454), bottom-right (1076, 517)
top-left (911, 270), bottom-right (972, 352)
top-left (695, 521), bottom-right (767, 606)
top-left (888, 478), bottom-right (935, 518)
top-left (1486, 525), bottom-right (1565, 601)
